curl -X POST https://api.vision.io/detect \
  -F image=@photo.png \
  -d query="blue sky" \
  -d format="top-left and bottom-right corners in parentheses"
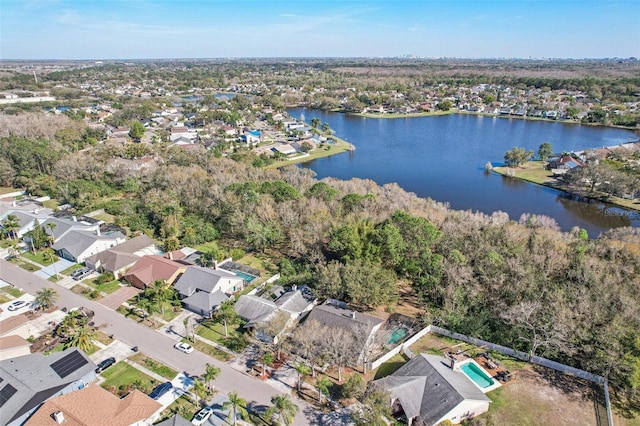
top-left (1, 0), bottom-right (638, 59)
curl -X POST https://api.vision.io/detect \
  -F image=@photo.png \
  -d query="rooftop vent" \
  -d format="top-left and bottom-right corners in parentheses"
top-left (53, 411), bottom-right (65, 424)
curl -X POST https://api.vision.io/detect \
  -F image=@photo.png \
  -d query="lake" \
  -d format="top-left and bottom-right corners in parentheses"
top-left (288, 108), bottom-right (639, 236)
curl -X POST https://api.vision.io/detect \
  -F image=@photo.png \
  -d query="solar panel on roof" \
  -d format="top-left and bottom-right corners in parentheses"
top-left (0, 384), bottom-right (17, 408)
top-left (50, 350), bottom-right (88, 378)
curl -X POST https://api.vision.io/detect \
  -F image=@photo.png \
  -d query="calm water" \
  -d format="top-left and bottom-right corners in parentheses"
top-left (289, 108), bottom-right (639, 236)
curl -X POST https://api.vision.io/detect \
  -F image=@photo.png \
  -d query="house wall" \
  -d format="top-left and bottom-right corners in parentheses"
top-left (434, 399), bottom-right (490, 425)
top-left (77, 238), bottom-right (126, 264)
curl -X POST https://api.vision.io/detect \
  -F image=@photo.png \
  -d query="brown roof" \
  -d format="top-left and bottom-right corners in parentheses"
top-left (24, 384), bottom-right (161, 426)
top-left (0, 314), bottom-right (29, 336)
top-left (123, 255), bottom-right (186, 288)
top-left (0, 335), bottom-right (30, 350)
top-left (86, 235), bottom-right (156, 273)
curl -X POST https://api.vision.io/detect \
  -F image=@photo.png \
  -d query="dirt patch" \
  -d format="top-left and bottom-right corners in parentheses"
top-left (483, 365), bottom-right (599, 426)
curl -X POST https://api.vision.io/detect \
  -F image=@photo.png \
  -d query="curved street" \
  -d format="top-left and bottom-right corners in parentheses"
top-left (0, 259), bottom-right (341, 425)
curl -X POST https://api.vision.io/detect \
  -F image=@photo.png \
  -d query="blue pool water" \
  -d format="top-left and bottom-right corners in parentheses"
top-left (461, 362), bottom-right (494, 388)
top-left (387, 328), bottom-right (407, 344)
top-left (232, 270), bottom-right (257, 283)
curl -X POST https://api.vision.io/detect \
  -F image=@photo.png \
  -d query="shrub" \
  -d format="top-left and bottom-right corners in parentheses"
top-left (341, 373), bottom-right (366, 399)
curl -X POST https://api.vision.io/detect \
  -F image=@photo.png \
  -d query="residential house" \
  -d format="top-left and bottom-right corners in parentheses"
top-left (272, 144), bottom-right (298, 157)
top-left (122, 255), bottom-right (186, 289)
top-left (40, 215), bottom-right (101, 244)
top-left (52, 229), bottom-right (126, 263)
top-left (0, 348), bottom-right (97, 426)
top-left (24, 383), bottom-right (162, 426)
top-left (373, 354), bottom-right (491, 425)
top-left (0, 335), bottom-right (31, 360)
top-left (234, 286), bottom-right (316, 342)
top-left (0, 207), bottom-right (52, 239)
top-left (305, 299), bottom-right (384, 363)
top-left (548, 155), bottom-right (585, 175)
top-left (0, 314), bottom-right (34, 339)
top-left (173, 266), bottom-right (244, 316)
top-left (85, 235), bottom-right (157, 278)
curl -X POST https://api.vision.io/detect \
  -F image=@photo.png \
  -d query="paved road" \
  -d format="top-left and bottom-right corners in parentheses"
top-left (0, 260), bottom-right (321, 425)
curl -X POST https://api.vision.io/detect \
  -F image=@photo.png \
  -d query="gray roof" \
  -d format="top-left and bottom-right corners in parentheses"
top-left (234, 295), bottom-right (277, 325)
top-left (0, 348), bottom-right (96, 424)
top-left (183, 289), bottom-right (229, 313)
top-left (374, 354), bottom-right (490, 425)
top-left (306, 302), bottom-right (383, 335)
top-left (274, 287), bottom-right (315, 314)
top-left (52, 230), bottom-right (125, 260)
top-left (173, 266), bottom-right (240, 297)
top-left (86, 235), bottom-right (155, 272)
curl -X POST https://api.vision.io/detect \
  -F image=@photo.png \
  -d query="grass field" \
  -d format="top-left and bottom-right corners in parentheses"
top-left (100, 362), bottom-right (158, 395)
top-left (267, 137), bottom-right (352, 169)
top-left (1, 285), bottom-right (25, 298)
top-left (8, 257), bottom-right (41, 272)
top-left (196, 320), bottom-right (248, 352)
top-left (22, 251), bottom-right (58, 266)
top-left (61, 264), bottom-right (83, 275)
top-left (186, 338), bottom-right (234, 362)
top-left (130, 352), bottom-right (178, 380)
top-left (85, 277), bottom-right (122, 294)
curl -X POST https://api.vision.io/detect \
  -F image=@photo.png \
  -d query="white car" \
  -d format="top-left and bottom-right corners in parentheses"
top-left (174, 342), bottom-right (194, 354)
top-left (191, 407), bottom-right (213, 425)
top-left (7, 300), bottom-right (29, 311)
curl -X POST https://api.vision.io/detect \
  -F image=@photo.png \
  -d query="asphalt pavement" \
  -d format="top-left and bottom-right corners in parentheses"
top-left (0, 259), bottom-right (332, 426)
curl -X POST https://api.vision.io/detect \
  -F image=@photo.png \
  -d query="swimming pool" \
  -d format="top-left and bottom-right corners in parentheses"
top-left (387, 328), bottom-right (407, 344)
top-left (232, 270), bottom-right (257, 283)
top-left (461, 361), bottom-right (495, 388)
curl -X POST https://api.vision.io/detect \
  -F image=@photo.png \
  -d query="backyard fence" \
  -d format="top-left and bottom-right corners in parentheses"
top-left (429, 326), bottom-right (613, 426)
top-left (370, 325), bottom-right (431, 370)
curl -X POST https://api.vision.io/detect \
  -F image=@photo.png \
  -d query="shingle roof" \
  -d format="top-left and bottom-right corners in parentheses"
top-left (0, 314), bottom-right (29, 336)
top-left (23, 383), bottom-right (161, 426)
top-left (155, 414), bottom-right (193, 426)
top-left (123, 255), bottom-right (185, 288)
top-left (52, 230), bottom-right (125, 260)
top-left (183, 289), bottom-right (229, 313)
top-left (374, 354), bottom-right (490, 425)
top-left (0, 348), bottom-right (96, 424)
top-left (234, 295), bottom-right (277, 325)
top-left (173, 266), bottom-right (240, 297)
top-left (0, 335), bottom-right (30, 350)
top-left (274, 288), bottom-right (315, 314)
top-left (86, 235), bottom-right (156, 272)
top-left (306, 302), bottom-right (384, 336)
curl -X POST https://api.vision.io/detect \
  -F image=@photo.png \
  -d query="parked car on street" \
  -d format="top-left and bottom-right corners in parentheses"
top-left (174, 342), bottom-right (194, 354)
top-left (95, 357), bottom-right (116, 373)
top-left (191, 407), bottom-right (213, 425)
top-left (7, 300), bottom-right (29, 311)
top-left (149, 382), bottom-right (173, 400)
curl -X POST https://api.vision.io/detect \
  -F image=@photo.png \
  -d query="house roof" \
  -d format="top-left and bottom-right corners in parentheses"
top-left (52, 230), bottom-right (125, 259)
top-left (123, 255), bottom-right (185, 287)
top-left (155, 415), bottom-right (193, 426)
top-left (306, 302), bottom-right (383, 336)
top-left (0, 348), bottom-right (96, 424)
top-left (86, 235), bottom-right (156, 272)
top-left (24, 383), bottom-right (161, 426)
top-left (183, 289), bottom-right (229, 313)
top-left (374, 354), bottom-right (490, 425)
top-left (0, 335), bottom-right (30, 350)
top-left (173, 266), bottom-right (240, 297)
top-left (274, 287), bottom-right (315, 314)
top-left (234, 295), bottom-right (278, 325)
top-left (41, 216), bottom-right (98, 242)
top-left (0, 314), bottom-right (29, 336)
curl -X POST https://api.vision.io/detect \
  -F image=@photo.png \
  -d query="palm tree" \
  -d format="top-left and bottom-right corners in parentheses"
top-left (222, 391), bottom-right (248, 426)
top-left (310, 118), bottom-right (321, 129)
top-left (44, 248), bottom-right (58, 278)
top-left (265, 394), bottom-right (298, 426)
top-left (1, 214), bottom-right (19, 240)
top-left (293, 362), bottom-right (311, 392)
top-left (191, 378), bottom-right (208, 406)
top-left (203, 363), bottom-right (221, 393)
top-left (216, 300), bottom-right (238, 337)
top-left (45, 222), bottom-right (56, 246)
top-left (65, 326), bottom-right (96, 352)
top-left (316, 375), bottom-right (331, 403)
top-left (35, 287), bottom-right (58, 310)
top-left (321, 123), bottom-right (331, 134)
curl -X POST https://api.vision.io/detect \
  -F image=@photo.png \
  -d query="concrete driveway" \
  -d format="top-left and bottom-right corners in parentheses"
top-left (99, 286), bottom-right (140, 310)
top-left (34, 258), bottom-right (74, 279)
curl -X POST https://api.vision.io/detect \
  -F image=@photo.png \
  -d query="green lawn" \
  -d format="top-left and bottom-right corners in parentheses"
top-left (130, 353), bottom-right (178, 380)
top-left (0, 294), bottom-right (10, 304)
top-left (157, 394), bottom-right (200, 424)
top-left (1, 285), bottom-right (25, 298)
top-left (22, 251), bottom-right (58, 266)
top-left (92, 212), bottom-right (116, 223)
top-left (196, 320), bottom-right (248, 352)
top-left (373, 353), bottom-right (408, 380)
top-left (185, 338), bottom-right (234, 362)
top-left (0, 240), bottom-right (14, 249)
top-left (100, 362), bottom-right (158, 395)
top-left (194, 241), bottom-right (221, 253)
top-left (42, 199), bottom-right (59, 210)
top-left (267, 137), bottom-right (352, 168)
top-left (94, 331), bottom-right (115, 346)
top-left (85, 278), bottom-right (121, 294)
top-left (7, 258), bottom-right (40, 272)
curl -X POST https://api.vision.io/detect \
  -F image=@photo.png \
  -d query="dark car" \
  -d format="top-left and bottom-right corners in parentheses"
top-left (95, 357), bottom-right (116, 373)
top-left (149, 382), bottom-right (173, 400)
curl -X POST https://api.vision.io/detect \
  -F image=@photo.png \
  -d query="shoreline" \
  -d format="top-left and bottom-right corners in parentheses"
top-left (265, 136), bottom-right (353, 169)
top-left (492, 162), bottom-right (640, 213)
